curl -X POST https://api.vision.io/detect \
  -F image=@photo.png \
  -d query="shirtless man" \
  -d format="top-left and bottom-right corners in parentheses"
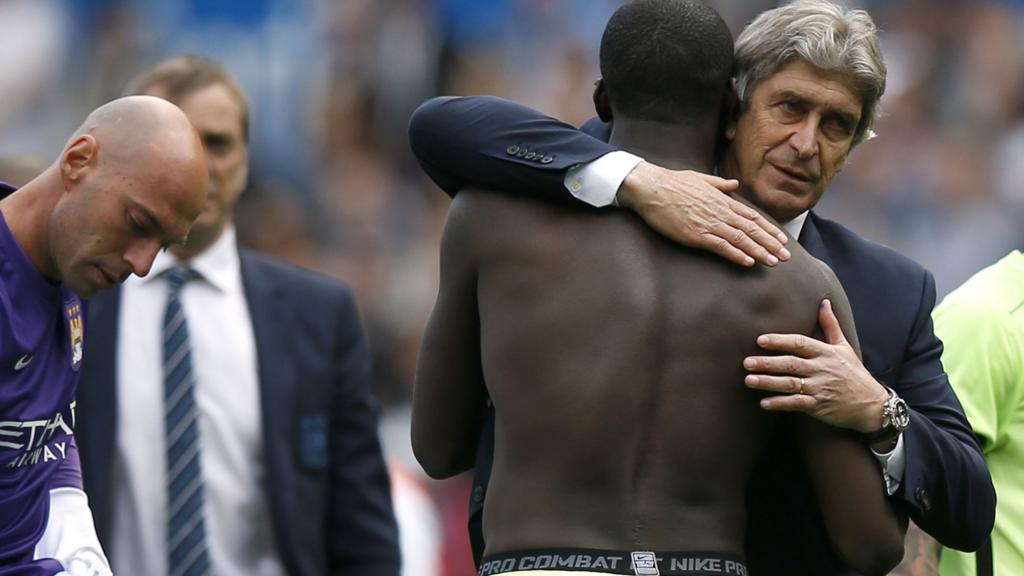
top-left (411, 2), bottom-right (905, 575)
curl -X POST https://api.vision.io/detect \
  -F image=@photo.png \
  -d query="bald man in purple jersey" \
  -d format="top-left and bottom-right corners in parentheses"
top-left (0, 96), bottom-right (206, 575)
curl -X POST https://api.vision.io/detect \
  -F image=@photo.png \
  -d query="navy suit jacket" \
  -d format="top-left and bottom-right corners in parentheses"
top-left (408, 96), bottom-right (996, 575)
top-left (76, 248), bottom-right (401, 576)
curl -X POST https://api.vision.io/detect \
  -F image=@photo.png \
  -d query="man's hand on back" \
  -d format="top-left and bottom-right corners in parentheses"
top-left (742, 299), bottom-right (890, 433)
top-left (616, 162), bottom-right (791, 267)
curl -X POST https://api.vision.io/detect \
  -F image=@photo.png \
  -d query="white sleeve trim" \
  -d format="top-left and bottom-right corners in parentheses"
top-left (34, 487), bottom-right (113, 576)
top-left (563, 151), bottom-right (644, 207)
top-left (872, 433), bottom-right (906, 496)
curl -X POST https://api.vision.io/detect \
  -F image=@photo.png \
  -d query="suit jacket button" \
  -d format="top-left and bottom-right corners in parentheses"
top-left (506, 145), bottom-right (520, 156)
top-left (915, 487), bottom-right (932, 512)
top-left (541, 155), bottom-right (554, 164)
top-left (525, 152), bottom-right (537, 160)
top-left (516, 148), bottom-right (529, 158)
top-left (473, 485), bottom-right (485, 503)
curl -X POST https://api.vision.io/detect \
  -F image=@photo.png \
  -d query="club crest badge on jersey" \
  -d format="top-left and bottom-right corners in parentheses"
top-left (65, 300), bottom-right (84, 370)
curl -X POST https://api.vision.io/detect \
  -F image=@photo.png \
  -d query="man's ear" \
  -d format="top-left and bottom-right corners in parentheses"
top-left (593, 78), bottom-right (613, 123)
top-left (721, 79), bottom-right (739, 142)
top-left (60, 134), bottom-right (98, 189)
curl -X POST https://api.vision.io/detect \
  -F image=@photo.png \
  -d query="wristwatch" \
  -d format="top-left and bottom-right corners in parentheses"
top-left (863, 387), bottom-right (910, 444)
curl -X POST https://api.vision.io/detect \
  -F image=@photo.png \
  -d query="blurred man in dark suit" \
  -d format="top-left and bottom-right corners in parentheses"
top-left (76, 56), bottom-right (400, 576)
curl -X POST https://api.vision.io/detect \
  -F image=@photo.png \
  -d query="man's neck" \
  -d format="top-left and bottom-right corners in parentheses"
top-left (0, 170), bottom-right (61, 280)
top-left (608, 118), bottom-right (717, 173)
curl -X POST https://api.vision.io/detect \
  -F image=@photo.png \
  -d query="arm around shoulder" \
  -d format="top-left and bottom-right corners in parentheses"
top-left (408, 95), bottom-right (615, 201)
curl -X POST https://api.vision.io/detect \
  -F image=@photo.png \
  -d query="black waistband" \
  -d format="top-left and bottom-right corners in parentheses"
top-left (478, 548), bottom-right (748, 576)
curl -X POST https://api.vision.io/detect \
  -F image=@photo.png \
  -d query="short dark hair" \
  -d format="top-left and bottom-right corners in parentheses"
top-left (600, 0), bottom-right (734, 122)
top-left (124, 55), bottom-right (250, 142)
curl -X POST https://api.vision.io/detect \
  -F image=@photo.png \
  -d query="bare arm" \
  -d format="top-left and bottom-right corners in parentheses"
top-left (889, 521), bottom-right (942, 576)
top-left (411, 194), bottom-right (489, 479)
top-left (798, 288), bottom-right (906, 575)
top-left (797, 417), bottom-right (906, 575)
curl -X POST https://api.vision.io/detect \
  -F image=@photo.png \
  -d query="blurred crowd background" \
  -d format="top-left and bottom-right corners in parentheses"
top-left (1, 0), bottom-right (1022, 574)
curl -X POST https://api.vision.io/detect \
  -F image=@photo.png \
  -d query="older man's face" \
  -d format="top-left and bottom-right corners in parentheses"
top-left (723, 59), bottom-right (863, 223)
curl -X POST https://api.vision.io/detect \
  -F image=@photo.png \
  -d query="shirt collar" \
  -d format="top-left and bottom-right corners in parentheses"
top-left (782, 211), bottom-right (809, 240)
top-left (146, 225), bottom-right (240, 292)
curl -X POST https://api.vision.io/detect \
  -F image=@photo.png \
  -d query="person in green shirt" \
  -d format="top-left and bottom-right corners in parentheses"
top-left (894, 249), bottom-right (1024, 576)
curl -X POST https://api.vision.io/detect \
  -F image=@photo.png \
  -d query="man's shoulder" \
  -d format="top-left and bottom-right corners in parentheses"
top-left (456, 186), bottom-right (545, 216)
top-left (456, 185), bottom-right (584, 215)
top-left (810, 212), bottom-right (930, 285)
top-left (762, 245), bottom-right (844, 314)
top-left (448, 186), bottom-right (582, 247)
top-left (938, 253), bottom-right (1024, 323)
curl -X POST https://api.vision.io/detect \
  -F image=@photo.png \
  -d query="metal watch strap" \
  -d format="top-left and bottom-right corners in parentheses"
top-left (863, 387), bottom-right (908, 444)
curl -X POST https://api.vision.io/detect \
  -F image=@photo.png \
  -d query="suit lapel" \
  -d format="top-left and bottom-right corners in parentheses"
top-left (239, 251), bottom-right (295, 442)
top-left (238, 250), bottom-right (299, 561)
top-left (798, 211), bottom-right (832, 265)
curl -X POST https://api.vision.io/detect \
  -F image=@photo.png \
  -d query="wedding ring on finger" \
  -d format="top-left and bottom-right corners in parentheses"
top-left (799, 377), bottom-right (806, 395)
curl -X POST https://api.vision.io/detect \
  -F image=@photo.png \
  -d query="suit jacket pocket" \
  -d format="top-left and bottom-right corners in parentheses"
top-left (297, 413), bottom-right (329, 471)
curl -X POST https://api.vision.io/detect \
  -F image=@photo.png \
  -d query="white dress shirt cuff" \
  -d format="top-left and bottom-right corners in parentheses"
top-left (564, 151), bottom-right (644, 207)
top-left (34, 488), bottom-right (113, 576)
top-left (872, 433), bottom-right (906, 496)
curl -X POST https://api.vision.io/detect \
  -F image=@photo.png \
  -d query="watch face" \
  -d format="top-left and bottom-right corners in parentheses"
top-left (891, 398), bottom-right (910, 430)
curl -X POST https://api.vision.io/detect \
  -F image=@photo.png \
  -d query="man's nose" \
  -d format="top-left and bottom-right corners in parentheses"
top-left (123, 241), bottom-right (161, 279)
top-left (789, 120), bottom-right (819, 159)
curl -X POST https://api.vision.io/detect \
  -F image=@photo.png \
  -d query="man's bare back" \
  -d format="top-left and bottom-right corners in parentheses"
top-left (414, 187), bottom-right (902, 570)
top-left (467, 187), bottom-right (849, 551)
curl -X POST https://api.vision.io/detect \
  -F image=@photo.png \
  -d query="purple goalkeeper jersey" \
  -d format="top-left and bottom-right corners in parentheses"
top-left (1, 183), bottom-right (85, 574)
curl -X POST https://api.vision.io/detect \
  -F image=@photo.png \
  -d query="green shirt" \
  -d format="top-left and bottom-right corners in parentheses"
top-left (936, 250), bottom-right (1024, 576)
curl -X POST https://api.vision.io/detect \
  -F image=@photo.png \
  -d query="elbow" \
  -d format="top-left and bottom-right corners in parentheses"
top-left (871, 539), bottom-right (906, 576)
top-left (939, 462), bottom-right (997, 552)
top-left (413, 457), bottom-right (450, 481)
top-left (411, 441), bottom-right (448, 480)
top-left (408, 96), bottom-right (457, 157)
top-left (410, 428), bottom-right (445, 479)
top-left (945, 509), bottom-right (996, 553)
top-left (838, 530), bottom-right (905, 576)
top-left (411, 432), bottom-right (471, 480)
top-left (965, 478), bottom-right (998, 551)
top-left (413, 449), bottom-right (468, 481)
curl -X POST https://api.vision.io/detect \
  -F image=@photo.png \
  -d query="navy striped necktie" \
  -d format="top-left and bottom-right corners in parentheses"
top-left (163, 266), bottom-right (210, 576)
